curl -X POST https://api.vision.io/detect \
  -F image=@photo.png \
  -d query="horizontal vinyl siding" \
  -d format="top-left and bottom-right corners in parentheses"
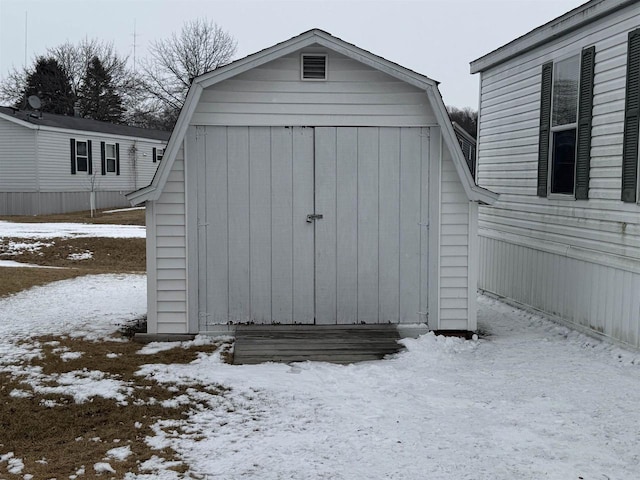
top-left (192, 51), bottom-right (436, 126)
top-left (477, 3), bottom-right (640, 267)
top-left (153, 146), bottom-right (187, 333)
top-left (440, 147), bottom-right (470, 330)
top-left (35, 131), bottom-right (164, 193)
top-left (0, 119), bottom-right (37, 190)
top-left (476, 3), bottom-right (640, 348)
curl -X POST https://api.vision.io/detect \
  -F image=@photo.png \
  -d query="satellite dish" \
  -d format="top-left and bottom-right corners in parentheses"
top-left (27, 95), bottom-right (41, 110)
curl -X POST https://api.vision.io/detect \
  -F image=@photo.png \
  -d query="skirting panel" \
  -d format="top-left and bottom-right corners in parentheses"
top-left (479, 235), bottom-right (640, 349)
top-left (0, 191), bottom-right (130, 215)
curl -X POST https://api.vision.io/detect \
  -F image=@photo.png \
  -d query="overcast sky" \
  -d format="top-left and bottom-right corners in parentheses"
top-left (0, 0), bottom-right (587, 109)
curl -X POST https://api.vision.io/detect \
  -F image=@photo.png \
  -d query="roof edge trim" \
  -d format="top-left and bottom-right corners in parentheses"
top-left (470, 0), bottom-right (636, 73)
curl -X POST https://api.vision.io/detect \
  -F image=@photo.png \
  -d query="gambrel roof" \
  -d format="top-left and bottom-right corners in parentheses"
top-left (128, 29), bottom-right (498, 205)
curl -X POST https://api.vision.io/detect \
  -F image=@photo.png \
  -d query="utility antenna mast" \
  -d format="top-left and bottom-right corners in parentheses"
top-left (132, 19), bottom-right (138, 77)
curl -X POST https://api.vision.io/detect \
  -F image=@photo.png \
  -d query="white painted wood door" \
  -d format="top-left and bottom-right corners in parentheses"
top-left (199, 126), bottom-right (428, 327)
top-left (314, 127), bottom-right (428, 324)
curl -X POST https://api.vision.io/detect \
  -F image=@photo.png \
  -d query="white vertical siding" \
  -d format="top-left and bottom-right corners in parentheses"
top-left (476, 3), bottom-right (640, 347)
top-left (0, 119), bottom-right (37, 190)
top-left (439, 143), bottom-right (471, 330)
top-left (479, 236), bottom-right (640, 348)
top-left (192, 51), bottom-right (437, 127)
top-left (153, 145), bottom-right (187, 334)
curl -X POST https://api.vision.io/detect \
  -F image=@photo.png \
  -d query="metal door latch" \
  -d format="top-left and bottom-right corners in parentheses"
top-left (306, 213), bottom-right (324, 223)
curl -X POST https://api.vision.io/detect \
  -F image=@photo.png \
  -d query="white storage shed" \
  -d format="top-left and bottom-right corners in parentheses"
top-left (128, 29), bottom-right (497, 338)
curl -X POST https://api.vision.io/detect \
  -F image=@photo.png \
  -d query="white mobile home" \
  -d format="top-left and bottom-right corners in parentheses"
top-left (471, 0), bottom-right (640, 348)
top-left (0, 106), bottom-right (169, 215)
top-left (128, 29), bottom-right (497, 337)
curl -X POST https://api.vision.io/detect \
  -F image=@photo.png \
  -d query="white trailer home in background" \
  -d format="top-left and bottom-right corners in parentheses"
top-left (471, 0), bottom-right (640, 348)
top-left (128, 29), bottom-right (497, 338)
top-left (0, 106), bottom-right (169, 215)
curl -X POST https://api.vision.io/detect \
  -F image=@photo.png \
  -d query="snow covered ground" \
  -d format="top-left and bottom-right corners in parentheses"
top-left (1, 275), bottom-right (639, 479)
top-left (0, 220), bottom-right (145, 239)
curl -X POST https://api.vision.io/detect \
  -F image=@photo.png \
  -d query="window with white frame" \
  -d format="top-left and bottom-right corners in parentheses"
top-left (156, 148), bottom-right (164, 162)
top-left (75, 140), bottom-right (89, 172)
top-left (549, 55), bottom-right (580, 195)
top-left (105, 143), bottom-right (117, 172)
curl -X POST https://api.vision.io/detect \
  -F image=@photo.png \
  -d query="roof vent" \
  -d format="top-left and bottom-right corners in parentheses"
top-left (302, 54), bottom-right (327, 80)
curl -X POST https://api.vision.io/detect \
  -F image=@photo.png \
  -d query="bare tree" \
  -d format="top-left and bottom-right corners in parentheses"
top-left (0, 66), bottom-right (29, 106)
top-left (141, 19), bottom-right (237, 115)
top-left (447, 106), bottom-right (478, 138)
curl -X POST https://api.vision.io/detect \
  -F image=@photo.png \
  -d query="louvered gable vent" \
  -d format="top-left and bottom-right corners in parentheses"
top-left (302, 54), bottom-right (327, 80)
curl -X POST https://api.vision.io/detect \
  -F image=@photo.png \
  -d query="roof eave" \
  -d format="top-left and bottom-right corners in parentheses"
top-left (197, 29), bottom-right (437, 91)
top-left (470, 0), bottom-right (636, 73)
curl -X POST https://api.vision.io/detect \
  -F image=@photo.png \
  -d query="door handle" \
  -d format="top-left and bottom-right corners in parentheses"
top-left (306, 213), bottom-right (323, 223)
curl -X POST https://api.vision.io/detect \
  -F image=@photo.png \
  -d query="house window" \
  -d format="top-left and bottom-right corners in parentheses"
top-left (75, 140), bottom-right (89, 172)
top-left (70, 138), bottom-right (92, 174)
top-left (105, 143), bottom-right (117, 172)
top-left (301, 54), bottom-right (327, 80)
top-left (153, 147), bottom-right (164, 163)
top-left (550, 55), bottom-right (580, 195)
top-left (537, 47), bottom-right (595, 199)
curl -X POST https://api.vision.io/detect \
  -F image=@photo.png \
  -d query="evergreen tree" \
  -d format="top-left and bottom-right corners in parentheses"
top-left (18, 57), bottom-right (74, 115)
top-left (77, 56), bottom-right (124, 122)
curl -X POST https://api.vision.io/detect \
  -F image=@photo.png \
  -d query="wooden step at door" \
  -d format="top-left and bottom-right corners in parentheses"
top-left (233, 324), bottom-right (403, 365)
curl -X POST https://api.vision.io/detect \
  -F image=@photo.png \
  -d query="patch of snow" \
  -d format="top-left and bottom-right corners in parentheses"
top-left (0, 221), bottom-right (145, 239)
top-left (23, 474), bottom-right (33, 480)
top-left (26, 369), bottom-right (132, 404)
top-left (0, 452), bottom-right (14, 462)
top-left (67, 251), bottom-right (93, 261)
top-left (136, 335), bottom-right (218, 355)
top-left (60, 351), bottom-right (84, 362)
top-left (9, 389), bottom-right (32, 398)
top-left (7, 456), bottom-right (24, 474)
top-left (0, 259), bottom-right (64, 269)
top-left (106, 353), bottom-right (121, 358)
top-left (106, 445), bottom-right (132, 461)
top-left (134, 422), bottom-right (142, 429)
top-left (39, 399), bottom-right (59, 408)
top-left (0, 240), bottom-right (54, 255)
top-left (94, 462), bottom-right (116, 474)
top-left (136, 342), bottom-right (179, 355)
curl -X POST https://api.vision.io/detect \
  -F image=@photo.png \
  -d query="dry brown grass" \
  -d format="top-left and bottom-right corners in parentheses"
top-left (0, 207), bottom-right (145, 226)
top-left (1, 335), bottom-right (232, 479)
top-left (0, 237), bottom-right (146, 298)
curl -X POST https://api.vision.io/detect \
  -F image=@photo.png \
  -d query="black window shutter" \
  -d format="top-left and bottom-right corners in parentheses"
top-left (116, 143), bottom-right (120, 175)
top-left (70, 138), bottom-right (76, 174)
top-left (152, 147), bottom-right (157, 163)
top-left (622, 28), bottom-right (640, 203)
top-left (100, 142), bottom-right (106, 175)
top-left (87, 140), bottom-right (93, 175)
top-left (575, 46), bottom-right (596, 200)
top-left (537, 62), bottom-right (553, 197)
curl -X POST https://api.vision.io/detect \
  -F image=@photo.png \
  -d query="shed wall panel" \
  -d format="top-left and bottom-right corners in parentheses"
top-left (193, 51), bottom-right (436, 127)
top-left (439, 143), bottom-right (470, 330)
top-left (153, 147), bottom-right (187, 331)
top-left (0, 119), bottom-right (37, 190)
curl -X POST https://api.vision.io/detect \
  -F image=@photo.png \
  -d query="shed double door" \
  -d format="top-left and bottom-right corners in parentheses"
top-left (197, 126), bottom-right (429, 328)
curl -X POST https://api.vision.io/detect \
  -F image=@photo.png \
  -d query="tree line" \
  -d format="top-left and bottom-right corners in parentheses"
top-left (0, 19), bottom-right (236, 131)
